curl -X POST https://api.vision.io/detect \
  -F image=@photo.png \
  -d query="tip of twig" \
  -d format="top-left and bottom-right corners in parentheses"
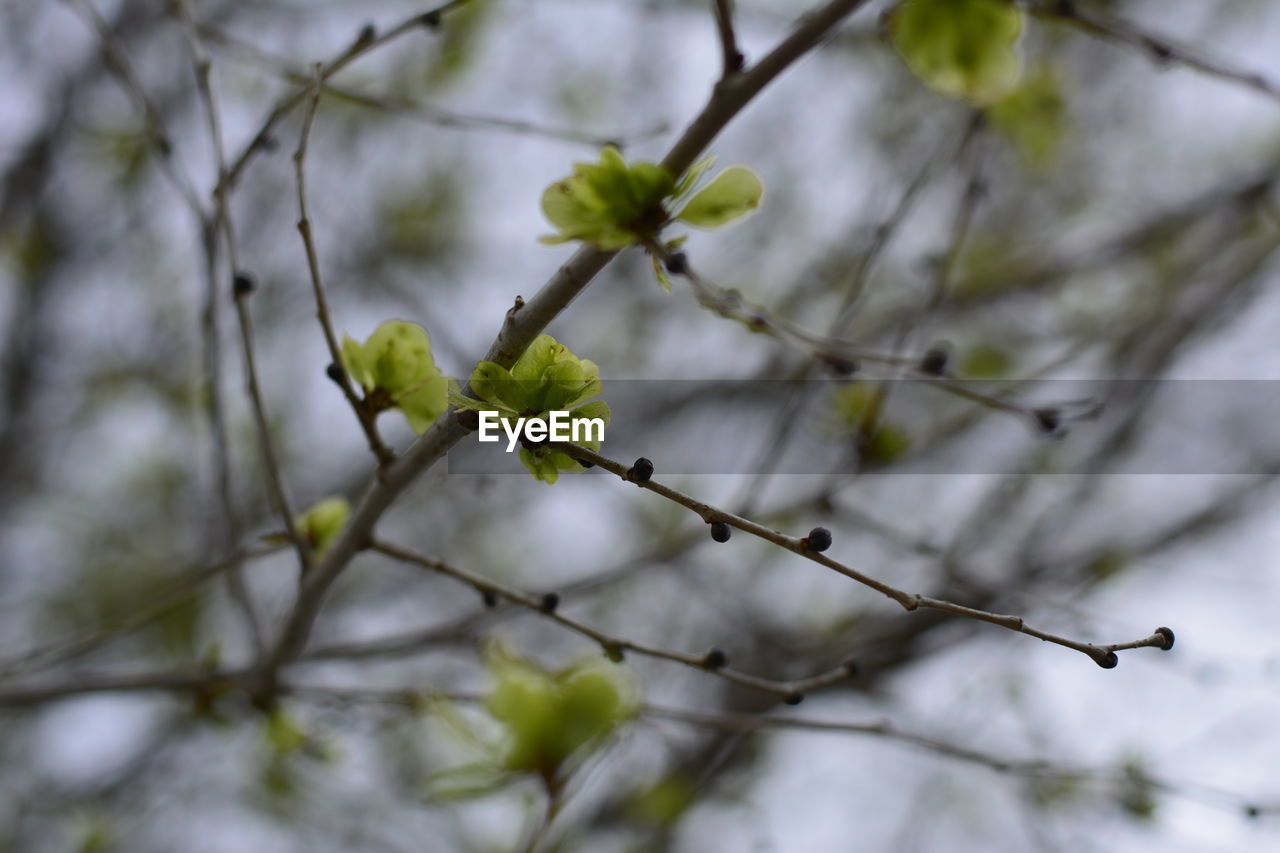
top-left (1154, 626), bottom-right (1175, 651)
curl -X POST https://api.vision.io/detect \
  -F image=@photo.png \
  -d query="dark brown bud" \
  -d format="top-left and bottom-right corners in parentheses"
top-left (232, 271), bottom-right (255, 297)
top-left (805, 527), bottom-right (833, 553)
top-left (629, 457), bottom-right (654, 483)
top-left (703, 648), bottom-right (729, 669)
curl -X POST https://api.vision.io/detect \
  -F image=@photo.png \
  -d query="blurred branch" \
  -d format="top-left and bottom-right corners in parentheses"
top-left (1026, 0), bottom-right (1280, 102)
top-left (0, 544), bottom-right (285, 681)
top-left (220, 0), bottom-right (476, 192)
top-left (282, 683), bottom-right (1280, 818)
top-left (293, 68), bottom-right (396, 468)
top-left (60, 0), bottom-right (204, 216)
top-left (370, 539), bottom-right (854, 701)
top-left (231, 283), bottom-right (310, 573)
top-left (197, 22), bottom-right (669, 148)
top-left (174, 0), bottom-right (265, 656)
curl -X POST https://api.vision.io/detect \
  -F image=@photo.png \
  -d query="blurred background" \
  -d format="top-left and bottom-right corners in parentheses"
top-left (2, 0), bottom-right (1280, 850)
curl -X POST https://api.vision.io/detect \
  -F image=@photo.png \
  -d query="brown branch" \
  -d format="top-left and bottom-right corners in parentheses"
top-left (231, 286), bottom-right (310, 573)
top-left (220, 0), bottom-right (475, 194)
top-left (713, 0), bottom-right (744, 77)
top-left (549, 442), bottom-right (1173, 669)
top-left (292, 68), bottom-right (395, 468)
top-left (1027, 0), bottom-right (1280, 103)
top-left (253, 0), bottom-right (877, 689)
top-left (173, 0), bottom-right (266, 656)
top-left (369, 539), bottom-right (852, 701)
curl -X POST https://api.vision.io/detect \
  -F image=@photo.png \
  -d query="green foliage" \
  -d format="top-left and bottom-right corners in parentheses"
top-left (377, 171), bottom-right (467, 267)
top-left (627, 775), bottom-right (697, 826)
top-left (673, 166), bottom-right (764, 227)
top-left (485, 644), bottom-right (636, 780)
top-left (424, 645), bottom-right (636, 798)
top-left (266, 708), bottom-right (308, 755)
top-left (1118, 756), bottom-right (1158, 821)
top-left (889, 0), bottom-right (1025, 104)
top-left (426, 0), bottom-right (495, 86)
top-left (72, 815), bottom-right (117, 853)
top-left (1088, 549), bottom-right (1130, 581)
top-left (341, 320), bottom-right (448, 433)
top-left (45, 558), bottom-right (203, 661)
top-left (540, 145), bottom-right (676, 250)
top-left (861, 421), bottom-right (912, 464)
top-left (959, 343), bottom-right (1014, 378)
top-left (295, 496), bottom-right (351, 558)
top-left (830, 383), bottom-right (912, 465)
top-left (988, 64), bottom-right (1069, 169)
top-left (539, 147), bottom-right (764, 259)
top-left (455, 334), bottom-right (610, 483)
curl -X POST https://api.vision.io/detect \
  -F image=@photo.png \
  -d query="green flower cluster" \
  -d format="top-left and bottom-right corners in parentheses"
top-left (455, 334), bottom-right (610, 484)
top-left (484, 645), bottom-right (635, 779)
top-left (889, 0), bottom-right (1024, 105)
top-left (341, 321), bottom-right (448, 434)
top-left (294, 496), bottom-right (351, 557)
top-left (540, 145), bottom-right (763, 256)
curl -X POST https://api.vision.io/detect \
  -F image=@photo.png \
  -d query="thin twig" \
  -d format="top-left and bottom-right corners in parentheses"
top-left (61, 0), bottom-right (204, 216)
top-left (173, 0), bottom-right (266, 655)
top-left (232, 289), bottom-right (310, 574)
top-left (292, 67), bottom-right (395, 468)
top-left (1026, 0), bottom-right (1280, 103)
top-left (712, 0), bottom-right (744, 77)
top-left (196, 23), bottom-right (668, 148)
top-left (0, 545), bottom-right (284, 680)
top-left (370, 540), bottom-right (852, 701)
top-left (549, 442), bottom-right (1172, 669)
top-left (220, 0), bottom-right (475, 194)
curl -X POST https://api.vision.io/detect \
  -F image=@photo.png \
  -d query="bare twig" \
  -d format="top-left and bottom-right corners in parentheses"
top-left (370, 540), bottom-right (853, 701)
top-left (292, 68), bottom-right (395, 468)
top-left (221, 0), bottom-right (475, 194)
top-left (549, 442), bottom-right (1173, 669)
top-left (713, 0), bottom-right (744, 77)
top-left (196, 23), bottom-right (669, 148)
top-left (0, 545), bottom-right (284, 680)
top-left (173, 0), bottom-right (266, 655)
top-left (61, 0), bottom-right (204, 216)
top-left (231, 287), bottom-right (310, 574)
top-left (1025, 0), bottom-right (1280, 103)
